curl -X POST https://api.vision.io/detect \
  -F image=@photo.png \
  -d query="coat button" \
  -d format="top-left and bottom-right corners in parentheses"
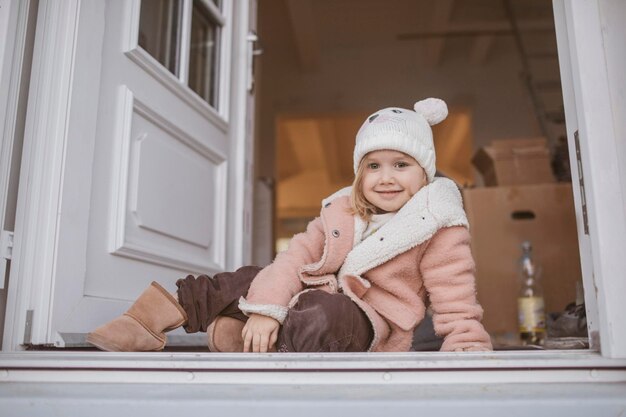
top-left (332, 229), bottom-right (340, 238)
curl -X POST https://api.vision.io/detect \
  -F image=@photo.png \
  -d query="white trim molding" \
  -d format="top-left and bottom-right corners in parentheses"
top-left (2, 0), bottom-right (105, 350)
top-left (225, 0), bottom-right (253, 269)
top-left (126, 47), bottom-right (229, 131)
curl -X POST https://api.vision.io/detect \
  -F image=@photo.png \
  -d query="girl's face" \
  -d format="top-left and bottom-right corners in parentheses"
top-left (361, 150), bottom-right (427, 213)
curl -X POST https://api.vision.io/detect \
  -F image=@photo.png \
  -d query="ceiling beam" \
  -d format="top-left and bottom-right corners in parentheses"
top-left (284, 0), bottom-right (320, 72)
top-left (399, 19), bottom-right (555, 40)
top-left (469, 35), bottom-right (495, 65)
top-left (423, 0), bottom-right (455, 67)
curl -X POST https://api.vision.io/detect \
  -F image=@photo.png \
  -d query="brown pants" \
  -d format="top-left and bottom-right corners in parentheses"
top-left (176, 266), bottom-right (373, 352)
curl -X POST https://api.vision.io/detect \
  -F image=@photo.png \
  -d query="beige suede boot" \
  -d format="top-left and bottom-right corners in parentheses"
top-left (207, 316), bottom-right (245, 352)
top-left (86, 282), bottom-right (188, 352)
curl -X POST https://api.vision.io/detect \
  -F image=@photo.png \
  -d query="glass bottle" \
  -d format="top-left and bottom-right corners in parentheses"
top-left (517, 241), bottom-right (546, 346)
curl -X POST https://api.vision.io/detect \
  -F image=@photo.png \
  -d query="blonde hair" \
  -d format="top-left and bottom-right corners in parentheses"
top-left (349, 158), bottom-right (379, 221)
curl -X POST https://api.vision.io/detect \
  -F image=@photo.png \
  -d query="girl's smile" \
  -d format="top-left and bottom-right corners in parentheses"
top-left (362, 150), bottom-right (427, 213)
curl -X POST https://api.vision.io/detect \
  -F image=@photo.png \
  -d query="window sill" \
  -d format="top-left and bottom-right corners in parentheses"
top-left (1, 354), bottom-right (625, 417)
top-left (1, 349), bottom-right (625, 372)
top-left (1, 350), bottom-right (625, 407)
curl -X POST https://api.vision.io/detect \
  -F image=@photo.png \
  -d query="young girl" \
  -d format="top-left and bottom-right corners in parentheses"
top-left (87, 98), bottom-right (493, 353)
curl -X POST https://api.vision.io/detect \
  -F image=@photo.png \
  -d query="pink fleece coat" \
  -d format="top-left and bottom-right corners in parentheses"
top-left (240, 178), bottom-right (492, 352)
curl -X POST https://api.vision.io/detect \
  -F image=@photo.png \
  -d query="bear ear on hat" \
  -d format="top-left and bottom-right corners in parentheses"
top-left (413, 98), bottom-right (448, 126)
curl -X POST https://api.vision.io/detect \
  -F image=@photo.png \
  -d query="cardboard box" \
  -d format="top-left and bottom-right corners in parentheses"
top-left (462, 184), bottom-right (582, 340)
top-left (472, 138), bottom-right (555, 186)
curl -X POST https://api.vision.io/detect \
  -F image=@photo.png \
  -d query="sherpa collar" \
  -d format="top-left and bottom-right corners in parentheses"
top-left (323, 177), bottom-right (468, 280)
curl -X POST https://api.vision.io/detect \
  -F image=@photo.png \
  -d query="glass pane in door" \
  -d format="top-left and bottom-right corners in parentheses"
top-left (138, 0), bottom-right (182, 76)
top-left (188, 0), bottom-right (220, 107)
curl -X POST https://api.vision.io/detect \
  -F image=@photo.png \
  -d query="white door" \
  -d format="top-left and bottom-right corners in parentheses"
top-left (3, 0), bottom-right (255, 349)
top-left (552, 0), bottom-right (626, 356)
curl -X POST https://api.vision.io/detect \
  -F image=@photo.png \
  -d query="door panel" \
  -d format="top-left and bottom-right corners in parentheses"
top-left (80, 0), bottom-right (232, 309)
top-left (107, 88), bottom-right (227, 277)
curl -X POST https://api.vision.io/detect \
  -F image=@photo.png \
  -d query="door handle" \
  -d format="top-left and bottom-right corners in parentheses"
top-left (247, 32), bottom-right (263, 92)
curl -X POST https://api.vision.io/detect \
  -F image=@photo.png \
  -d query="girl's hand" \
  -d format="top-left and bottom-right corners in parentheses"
top-left (242, 313), bottom-right (280, 353)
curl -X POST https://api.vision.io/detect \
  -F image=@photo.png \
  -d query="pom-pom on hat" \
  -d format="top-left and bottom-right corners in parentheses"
top-left (353, 98), bottom-right (448, 182)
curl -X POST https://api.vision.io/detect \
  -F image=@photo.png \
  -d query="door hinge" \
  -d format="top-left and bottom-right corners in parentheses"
top-left (24, 309), bottom-right (34, 345)
top-left (0, 230), bottom-right (13, 260)
top-left (574, 130), bottom-right (590, 235)
top-left (0, 230), bottom-right (14, 290)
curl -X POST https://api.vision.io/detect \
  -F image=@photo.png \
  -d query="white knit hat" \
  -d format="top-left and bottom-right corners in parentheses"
top-left (353, 98), bottom-right (448, 182)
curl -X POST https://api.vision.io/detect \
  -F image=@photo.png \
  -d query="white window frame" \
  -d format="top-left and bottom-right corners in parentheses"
top-left (0, 0), bottom-right (32, 239)
top-left (186, 0), bottom-right (226, 106)
top-left (1, 0), bottom-right (625, 392)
